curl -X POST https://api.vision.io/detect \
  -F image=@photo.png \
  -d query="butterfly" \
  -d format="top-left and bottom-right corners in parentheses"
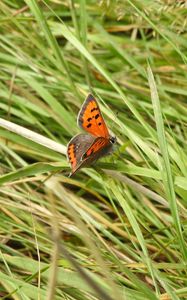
top-left (67, 94), bottom-right (116, 176)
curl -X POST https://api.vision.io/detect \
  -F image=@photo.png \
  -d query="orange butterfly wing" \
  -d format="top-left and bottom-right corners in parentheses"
top-left (78, 94), bottom-right (109, 138)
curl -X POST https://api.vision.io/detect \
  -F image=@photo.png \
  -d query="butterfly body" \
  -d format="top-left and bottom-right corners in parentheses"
top-left (67, 94), bottom-right (116, 176)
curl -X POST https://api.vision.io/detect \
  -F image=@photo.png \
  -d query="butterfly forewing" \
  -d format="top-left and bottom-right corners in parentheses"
top-left (78, 94), bottom-right (109, 138)
top-left (81, 137), bottom-right (109, 160)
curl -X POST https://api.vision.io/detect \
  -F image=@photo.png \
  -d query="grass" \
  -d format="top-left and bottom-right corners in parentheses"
top-left (0, 1), bottom-right (187, 299)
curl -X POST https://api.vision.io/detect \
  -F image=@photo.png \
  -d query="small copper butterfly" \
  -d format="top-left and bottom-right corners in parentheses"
top-left (67, 94), bottom-right (116, 176)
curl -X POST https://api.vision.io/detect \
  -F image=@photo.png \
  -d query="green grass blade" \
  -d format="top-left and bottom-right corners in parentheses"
top-left (147, 65), bottom-right (187, 261)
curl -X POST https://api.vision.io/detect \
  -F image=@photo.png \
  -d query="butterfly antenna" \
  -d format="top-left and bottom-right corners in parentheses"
top-left (110, 111), bottom-right (119, 136)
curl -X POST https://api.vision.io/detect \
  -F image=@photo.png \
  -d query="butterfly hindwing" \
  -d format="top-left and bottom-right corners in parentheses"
top-left (78, 94), bottom-right (109, 138)
top-left (81, 137), bottom-right (110, 160)
top-left (67, 133), bottom-right (96, 175)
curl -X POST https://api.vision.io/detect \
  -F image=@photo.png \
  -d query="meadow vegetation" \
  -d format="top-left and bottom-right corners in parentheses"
top-left (0, 1), bottom-right (187, 299)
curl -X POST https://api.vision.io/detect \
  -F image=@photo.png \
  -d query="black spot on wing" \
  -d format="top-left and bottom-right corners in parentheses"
top-left (98, 122), bottom-right (102, 126)
top-left (90, 107), bottom-right (99, 113)
top-left (95, 114), bottom-right (99, 119)
top-left (87, 124), bottom-right (92, 128)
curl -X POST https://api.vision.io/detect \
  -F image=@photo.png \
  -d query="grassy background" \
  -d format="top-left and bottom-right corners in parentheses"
top-left (0, 1), bottom-right (187, 299)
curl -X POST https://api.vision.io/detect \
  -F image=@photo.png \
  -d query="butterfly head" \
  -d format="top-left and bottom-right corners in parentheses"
top-left (109, 135), bottom-right (116, 144)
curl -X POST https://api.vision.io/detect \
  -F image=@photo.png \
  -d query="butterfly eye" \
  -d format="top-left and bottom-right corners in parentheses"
top-left (110, 136), bottom-right (116, 144)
